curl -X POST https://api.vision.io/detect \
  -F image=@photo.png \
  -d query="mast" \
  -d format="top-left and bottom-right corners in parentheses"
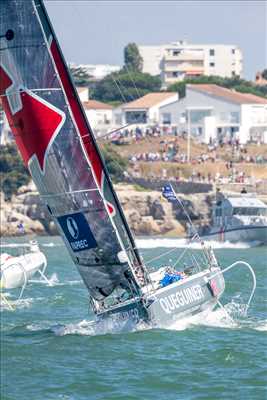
top-left (35, 0), bottom-right (143, 268)
top-left (0, 0), bottom-right (147, 303)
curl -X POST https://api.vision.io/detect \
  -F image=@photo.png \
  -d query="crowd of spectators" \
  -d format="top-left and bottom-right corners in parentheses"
top-left (109, 124), bottom-right (266, 186)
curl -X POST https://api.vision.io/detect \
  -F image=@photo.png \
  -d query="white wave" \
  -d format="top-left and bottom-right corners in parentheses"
top-left (136, 238), bottom-right (258, 249)
top-left (51, 316), bottom-right (151, 337)
top-left (42, 242), bottom-right (63, 248)
top-left (1, 241), bottom-right (62, 248)
top-left (0, 242), bottom-right (30, 248)
top-left (29, 273), bottom-right (60, 287)
top-left (0, 296), bottom-right (45, 311)
top-left (163, 305), bottom-right (237, 331)
top-left (254, 322), bottom-right (267, 331)
top-left (45, 277), bottom-right (83, 287)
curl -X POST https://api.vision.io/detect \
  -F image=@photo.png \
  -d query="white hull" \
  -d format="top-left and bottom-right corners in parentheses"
top-left (0, 252), bottom-right (47, 289)
top-left (199, 225), bottom-right (267, 244)
top-left (97, 267), bottom-right (225, 326)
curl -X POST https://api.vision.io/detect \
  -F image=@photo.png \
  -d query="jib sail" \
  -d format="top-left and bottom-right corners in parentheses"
top-left (0, 0), bottom-right (146, 301)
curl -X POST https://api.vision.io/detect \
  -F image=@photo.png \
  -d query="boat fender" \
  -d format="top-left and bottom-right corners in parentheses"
top-left (206, 280), bottom-right (216, 297)
top-left (206, 277), bottom-right (221, 297)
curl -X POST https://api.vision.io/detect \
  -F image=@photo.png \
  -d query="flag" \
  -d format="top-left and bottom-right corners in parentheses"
top-left (162, 184), bottom-right (177, 203)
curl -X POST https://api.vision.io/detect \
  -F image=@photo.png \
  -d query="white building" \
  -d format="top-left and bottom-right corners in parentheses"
top-left (138, 41), bottom-right (243, 87)
top-left (76, 87), bottom-right (89, 102)
top-left (83, 100), bottom-right (113, 137)
top-left (70, 63), bottom-right (121, 80)
top-left (0, 108), bottom-right (13, 145)
top-left (113, 92), bottom-right (179, 127)
top-left (159, 84), bottom-right (267, 144)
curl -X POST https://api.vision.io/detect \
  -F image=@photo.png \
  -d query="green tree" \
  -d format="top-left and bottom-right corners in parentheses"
top-left (124, 43), bottom-right (143, 72)
top-left (100, 144), bottom-right (128, 182)
top-left (167, 75), bottom-right (267, 99)
top-left (0, 144), bottom-right (30, 199)
top-left (92, 70), bottom-right (161, 103)
top-left (69, 66), bottom-right (92, 86)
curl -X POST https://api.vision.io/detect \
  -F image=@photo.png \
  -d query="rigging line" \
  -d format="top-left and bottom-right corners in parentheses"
top-left (96, 115), bottom-right (147, 141)
top-left (110, 73), bottom-right (128, 104)
top-left (124, 64), bottom-right (142, 99)
top-left (111, 73), bottom-right (136, 102)
top-left (145, 246), bottom-right (181, 266)
top-left (96, 123), bottom-right (135, 140)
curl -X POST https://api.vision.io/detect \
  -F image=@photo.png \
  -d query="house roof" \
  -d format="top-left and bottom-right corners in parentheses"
top-left (83, 100), bottom-right (113, 110)
top-left (122, 92), bottom-right (177, 109)
top-left (188, 84), bottom-right (267, 105)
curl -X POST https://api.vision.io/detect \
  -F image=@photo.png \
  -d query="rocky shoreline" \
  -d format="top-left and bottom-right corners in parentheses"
top-left (0, 182), bottom-right (216, 237)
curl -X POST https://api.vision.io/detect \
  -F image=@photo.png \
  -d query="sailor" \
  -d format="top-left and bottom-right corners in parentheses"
top-left (17, 221), bottom-right (25, 235)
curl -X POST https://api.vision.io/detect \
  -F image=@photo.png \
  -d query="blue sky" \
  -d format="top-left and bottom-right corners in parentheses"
top-left (45, 0), bottom-right (266, 80)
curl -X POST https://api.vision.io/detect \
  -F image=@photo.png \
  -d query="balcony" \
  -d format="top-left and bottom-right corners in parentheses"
top-left (164, 64), bottom-right (204, 73)
top-left (164, 52), bottom-right (204, 62)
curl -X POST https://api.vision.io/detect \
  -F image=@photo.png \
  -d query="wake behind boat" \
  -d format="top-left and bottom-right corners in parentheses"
top-left (0, 0), bottom-right (255, 324)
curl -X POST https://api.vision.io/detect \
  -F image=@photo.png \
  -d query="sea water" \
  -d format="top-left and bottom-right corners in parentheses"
top-left (1, 236), bottom-right (266, 400)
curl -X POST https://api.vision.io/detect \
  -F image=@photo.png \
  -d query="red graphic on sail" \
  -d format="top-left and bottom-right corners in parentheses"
top-left (0, 65), bottom-right (64, 172)
top-left (50, 39), bottom-right (115, 216)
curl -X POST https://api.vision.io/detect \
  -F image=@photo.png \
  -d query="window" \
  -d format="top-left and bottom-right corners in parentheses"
top-left (190, 109), bottom-right (211, 123)
top-left (233, 207), bottom-right (267, 216)
top-left (173, 50), bottom-right (180, 56)
top-left (172, 71), bottom-right (179, 77)
top-left (125, 111), bottom-right (147, 124)
top-left (230, 112), bottom-right (240, 123)
top-left (215, 208), bottom-right (222, 217)
top-left (232, 48), bottom-right (235, 54)
top-left (209, 62), bottom-right (215, 67)
top-left (209, 49), bottom-right (215, 56)
top-left (162, 113), bottom-right (171, 125)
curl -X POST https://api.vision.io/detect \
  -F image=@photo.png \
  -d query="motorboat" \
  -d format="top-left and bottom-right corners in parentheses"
top-left (190, 193), bottom-right (267, 244)
top-left (0, 241), bottom-right (47, 290)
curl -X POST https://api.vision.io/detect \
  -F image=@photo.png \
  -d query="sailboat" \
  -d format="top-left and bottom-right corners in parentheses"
top-left (1, 0), bottom-right (248, 326)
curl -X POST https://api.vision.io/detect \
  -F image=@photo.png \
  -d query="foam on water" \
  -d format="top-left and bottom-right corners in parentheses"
top-left (166, 299), bottom-right (267, 332)
top-left (37, 274), bottom-right (83, 287)
top-left (0, 296), bottom-right (45, 311)
top-left (50, 316), bottom-right (151, 337)
top-left (136, 238), bottom-right (260, 249)
top-left (1, 241), bottom-right (62, 248)
top-left (254, 321), bottom-right (267, 331)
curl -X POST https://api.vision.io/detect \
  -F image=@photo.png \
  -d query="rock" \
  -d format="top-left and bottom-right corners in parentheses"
top-left (150, 199), bottom-right (165, 220)
top-left (0, 181), bottom-right (214, 237)
top-left (136, 216), bottom-right (161, 235)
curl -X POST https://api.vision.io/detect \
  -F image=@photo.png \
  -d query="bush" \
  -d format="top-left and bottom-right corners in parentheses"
top-left (0, 144), bottom-right (30, 199)
top-left (100, 144), bottom-right (128, 182)
top-left (92, 70), bottom-right (162, 103)
top-left (167, 75), bottom-right (267, 99)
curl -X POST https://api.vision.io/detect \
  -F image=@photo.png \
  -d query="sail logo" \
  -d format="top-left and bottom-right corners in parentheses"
top-left (0, 60), bottom-right (65, 174)
top-left (57, 212), bottom-right (97, 253)
top-left (67, 217), bottom-right (79, 239)
top-left (159, 285), bottom-right (204, 314)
